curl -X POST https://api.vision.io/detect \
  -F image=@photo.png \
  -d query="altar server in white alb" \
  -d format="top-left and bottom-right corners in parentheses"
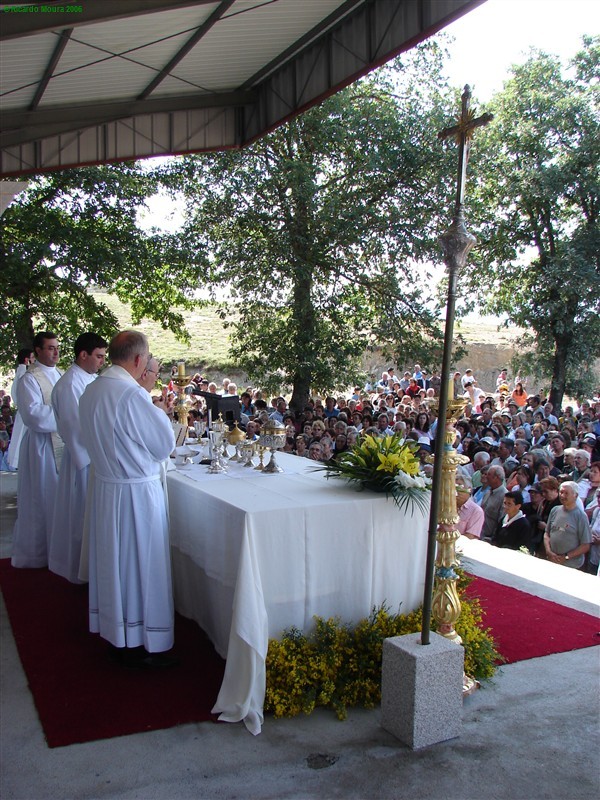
top-left (6, 347), bottom-right (35, 470)
top-left (11, 332), bottom-right (62, 568)
top-left (79, 330), bottom-right (177, 668)
top-left (48, 332), bottom-right (108, 584)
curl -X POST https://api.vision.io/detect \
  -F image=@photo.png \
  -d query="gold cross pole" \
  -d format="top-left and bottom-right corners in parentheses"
top-left (438, 85), bottom-right (493, 217)
top-left (421, 86), bottom-right (493, 650)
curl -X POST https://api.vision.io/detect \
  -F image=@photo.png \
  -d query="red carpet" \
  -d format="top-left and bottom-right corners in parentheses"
top-left (2, 561), bottom-right (598, 748)
top-left (0, 559), bottom-right (225, 748)
top-left (465, 574), bottom-right (599, 663)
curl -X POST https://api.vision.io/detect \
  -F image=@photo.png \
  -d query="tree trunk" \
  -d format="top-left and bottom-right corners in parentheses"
top-left (288, 263), bottom-right (315, 413)
top-left (287, 155), bottom-right (316, 414)
top-left (549, 337), bottom-right (568, 411)
top-left (15, 310), bottom-right (35, 351)
top-left (290, 372), bottom-right (312, 413)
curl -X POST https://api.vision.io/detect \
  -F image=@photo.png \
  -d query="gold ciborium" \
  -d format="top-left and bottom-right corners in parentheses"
top-left (227, 421), bottom-right (246, 462)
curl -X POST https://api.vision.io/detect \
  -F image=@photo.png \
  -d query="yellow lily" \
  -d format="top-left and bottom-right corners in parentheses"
top-left (376, 452), bottom-right (402, 473)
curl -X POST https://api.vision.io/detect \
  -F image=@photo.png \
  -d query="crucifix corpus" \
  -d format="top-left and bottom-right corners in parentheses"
top-left (421, 85), bottom-right (493, 657)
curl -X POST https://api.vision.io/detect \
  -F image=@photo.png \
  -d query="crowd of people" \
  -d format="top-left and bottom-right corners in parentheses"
top-left (2, 340), bottom-right (599, 674)
top-left (176, 364), bottom-right (600, 573)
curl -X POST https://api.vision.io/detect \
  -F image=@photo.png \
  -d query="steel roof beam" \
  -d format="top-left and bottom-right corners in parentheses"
top-left (1, 89), bottom-right (257, 148)
top-left (28, 27), bottom-right (72, 111)
top-left (137, 0), bottom-right (235, 101)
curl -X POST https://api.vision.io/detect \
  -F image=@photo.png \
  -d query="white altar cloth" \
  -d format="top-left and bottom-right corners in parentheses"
top-left (166, 452), bottom-right (429, 734)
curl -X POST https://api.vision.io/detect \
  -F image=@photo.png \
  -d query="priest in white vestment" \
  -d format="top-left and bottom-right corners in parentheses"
top-left (11, 333), bottom-right (62, 568)
top-left (6, 348), bottom-right (35, 470)
top-left (48, 332), bottom-right (108, 584)
top-left (80, 330), bottom-right (177, 664)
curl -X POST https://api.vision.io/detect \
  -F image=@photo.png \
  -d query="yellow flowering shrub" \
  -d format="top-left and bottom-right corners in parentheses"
top-left (265, 573), bottom-right (502, 720)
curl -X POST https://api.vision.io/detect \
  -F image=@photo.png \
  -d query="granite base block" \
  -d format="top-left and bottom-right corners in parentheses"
top-left (381, 631), bottom-right (464, 750)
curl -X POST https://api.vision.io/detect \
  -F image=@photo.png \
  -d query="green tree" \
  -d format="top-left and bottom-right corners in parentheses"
top-left (0, 163), bottom-right (205, 367)
top-left (464, 37), bottom-right (600, 407)
top-left (159, 44), bottom-right (458, 410)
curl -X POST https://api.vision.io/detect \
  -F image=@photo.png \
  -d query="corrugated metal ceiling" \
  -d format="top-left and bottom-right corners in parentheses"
top-left (0, 0), bottom-right (484, 176)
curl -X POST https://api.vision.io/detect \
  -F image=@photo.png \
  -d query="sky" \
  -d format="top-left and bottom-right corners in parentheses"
top-left (142, 0), bottom-right (598, 232)
top-left (430, 0), bottom-right (598, 315)
top-left (441, 0), bottom-right (598, 100)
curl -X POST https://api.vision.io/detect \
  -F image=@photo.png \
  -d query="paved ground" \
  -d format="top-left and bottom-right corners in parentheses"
top-left (1, 470), bottom-right (599, 800)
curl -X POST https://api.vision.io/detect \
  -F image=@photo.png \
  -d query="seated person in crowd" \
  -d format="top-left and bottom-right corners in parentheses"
top-left (480, 465), bottom-right (507, 542)
top-left (531, 476), bottom-right (561, 555)
top-left (548, 432), bottom-right (567, 471)
top-left (456, 476), bottom-right (484, 539)
top-left (295, 434), bottom-right (308, 457)
top-left (513, 438), bottom-right (531, 461)
top-left (581, 433), bottom-right (599, 463)
top-left (245, 421), bottom-right (260, 440)
top-left (346, 428), bottom-right (359, 447)
top-left (544, 481), bottom-right (591, 568)
top-left (319, 435), bottom-right (334, 462)
top-left (492, 490), bottom-right (532, 552)
top-left (310, 419), bottom-right (326, 441)
top-left (490, 437), bottom-right (519, 473)
top-left (470, 450), bottom-right (491, 489)
top-left (473, 464), bottom-right (490, 506)
top-left (571, 449), bottom-right (591, 482)
top-left (376, 413), bottom-right (394, 436)
top-left (581, 461), bottom-right (600, 520)
top-left (506, 464), bottom-right (534, 503)
top-left (334, 434), bottom-right (348, 456)
top-left (308, 441), bottom-right (323, 461)
top-left (324, 396), bottom-right (340, 418)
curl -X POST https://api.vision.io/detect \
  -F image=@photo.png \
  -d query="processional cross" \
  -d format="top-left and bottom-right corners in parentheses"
top-left (438, 84), bottom-right (494, 219)
top-left (421, 86), bottom-right (493, 651)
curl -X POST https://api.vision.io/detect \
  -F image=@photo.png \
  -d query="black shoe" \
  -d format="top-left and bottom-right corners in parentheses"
top-left (137, 652), bottom-right (181, 670)
top-left (109, 645), bottom-right (145, 666)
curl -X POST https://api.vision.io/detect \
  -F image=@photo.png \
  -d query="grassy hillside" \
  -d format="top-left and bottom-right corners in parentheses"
top-left (94, 292), bottom-right (236, 371)
top-left (94, 292), bottom-right (528, 390)
top-left (97, 292), bottom-right (522, 371)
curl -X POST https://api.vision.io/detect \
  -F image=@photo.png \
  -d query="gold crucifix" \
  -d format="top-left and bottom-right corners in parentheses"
top-left (438, 85), bottom-right (493, 216)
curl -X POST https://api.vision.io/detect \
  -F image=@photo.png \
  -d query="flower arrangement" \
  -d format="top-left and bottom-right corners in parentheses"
top-left (318, 434), bottom-right (431, 513)
top-left (265, 571), bottom-right (503, 721)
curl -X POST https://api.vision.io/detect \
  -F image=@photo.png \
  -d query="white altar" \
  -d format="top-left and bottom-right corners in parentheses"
top-left (166, 452), bottom-right (430, 734)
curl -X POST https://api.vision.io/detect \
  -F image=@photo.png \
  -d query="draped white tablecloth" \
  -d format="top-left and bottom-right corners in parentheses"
top-left (166, 451), bottom-right (429, 734)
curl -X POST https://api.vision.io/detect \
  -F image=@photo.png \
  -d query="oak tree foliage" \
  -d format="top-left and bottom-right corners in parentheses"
top-left (464, 37), bottom-right (600, 407)
top-left (159, 44), bottom-right (458, 409)
top-left (0, 163), bottom-right (206, 368)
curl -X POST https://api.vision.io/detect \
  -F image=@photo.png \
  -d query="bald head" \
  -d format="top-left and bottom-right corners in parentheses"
top-left (109, 330), bottom-right (149, 379)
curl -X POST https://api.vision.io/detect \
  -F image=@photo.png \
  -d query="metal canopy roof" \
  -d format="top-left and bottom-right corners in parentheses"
top-left (0, 0), bottom-right (482, 177)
